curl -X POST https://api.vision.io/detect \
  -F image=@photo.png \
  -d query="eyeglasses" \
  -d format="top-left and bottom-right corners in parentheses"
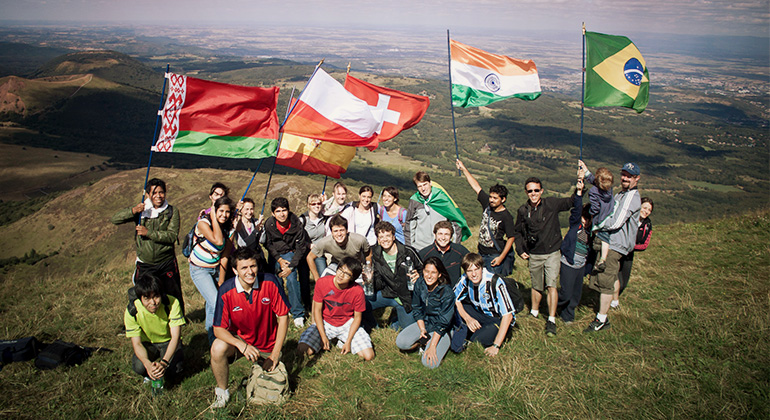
top-left (337, 269), bottom-right (354, 280)
top-left (526, 189), bottom-right (541, 193)
top-left (309, 202), bottom-right (322, 206)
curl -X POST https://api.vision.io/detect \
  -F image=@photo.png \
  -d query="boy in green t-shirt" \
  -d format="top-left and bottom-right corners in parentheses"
top-left (124, 273), bottom-right (185, 383)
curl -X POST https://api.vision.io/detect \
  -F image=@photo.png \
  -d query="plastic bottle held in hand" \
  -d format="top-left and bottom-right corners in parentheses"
top-left (151, 377), bottom-right (164, 397)
top-left (405, 256), bottom-right (416, 291)
top-left (363, 261), bottom-right (374, 296)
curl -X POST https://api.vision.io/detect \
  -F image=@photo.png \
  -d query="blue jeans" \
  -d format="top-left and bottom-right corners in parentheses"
top-left (273, 252), bottom-right (308, 319)
top-left (313, 256), bottom-right (328, 278)
top-left (481, 253), bottom-right (514, 277)
top-left (396, 322), bottom-right (452, 369)
top-left (189, 263), bottom-right (219, 346)
top-left (366, 291), bottom-right (414, 329)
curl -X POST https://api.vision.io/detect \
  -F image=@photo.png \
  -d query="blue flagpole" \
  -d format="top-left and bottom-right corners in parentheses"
top-left (138, 63), bottom-right (170, 226)
top-left (580, 23), bottom-right (586, 162)
top-left (322, 176), bottom-right (328, 195)
top-left (446, 30), bottom-right (461, 176)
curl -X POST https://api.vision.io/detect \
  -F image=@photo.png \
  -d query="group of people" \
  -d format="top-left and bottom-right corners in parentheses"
top-left (110, 160), bottom-right (654, 408)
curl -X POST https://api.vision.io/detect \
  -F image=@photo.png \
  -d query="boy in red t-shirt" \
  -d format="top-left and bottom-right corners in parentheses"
top-left (296, 257), bottom-right (375, 361)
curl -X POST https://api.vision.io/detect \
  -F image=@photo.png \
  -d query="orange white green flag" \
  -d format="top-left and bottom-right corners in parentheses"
top-left (450, 39), bottom-right (541, 108)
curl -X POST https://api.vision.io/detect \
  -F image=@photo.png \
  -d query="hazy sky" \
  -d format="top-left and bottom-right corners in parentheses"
top-left (1, 0), bottom-right (768, 37)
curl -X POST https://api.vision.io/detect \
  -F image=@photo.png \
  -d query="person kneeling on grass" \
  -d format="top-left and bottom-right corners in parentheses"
top-left (209, 247), bottom-right (290, 409)
top-left (124, 272), bottom-right (185, 386)
top-left (452, 253), bottom-right (515, 357)
top-left (296, 257), bottom-right (375, 361)
top-left (396, 257), bottom-right (455, 369)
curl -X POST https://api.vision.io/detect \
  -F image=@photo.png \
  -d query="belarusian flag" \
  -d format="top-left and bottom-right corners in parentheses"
top-left (584, 31), bottom-right (649, 113)
top-left (410, 181), bottom-right (471, 241)
top-left (275, 133), bottom-right (356, 179)
top-left (153, 74), bottom-right (279, 158)
top-left (450, 39), bottom-right (541, 108)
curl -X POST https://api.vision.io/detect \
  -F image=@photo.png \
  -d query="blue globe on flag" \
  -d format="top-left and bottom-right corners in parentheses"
top-left (624, 58), bottom-right (644, 86)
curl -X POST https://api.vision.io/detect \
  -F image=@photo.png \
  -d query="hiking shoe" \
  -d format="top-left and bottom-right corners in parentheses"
top-left (545, 321), bottom-right (557, 337)
top-left (293, 317), bottom-right (305, 329)
top-left (209, 388), bottom-right (230, 410)
top-left (583, 318), bottom-right (611, 333)
top-left (595, 260), bottom-right (606, 273)
top-left (610, 301), bottom-right (620, 310)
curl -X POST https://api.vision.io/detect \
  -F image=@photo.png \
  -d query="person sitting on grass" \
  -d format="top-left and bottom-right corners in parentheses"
top-left (395, 257), bottom-right (455, 369)
top-left (209, 247), bottom-right (289, 409)
top-left (296, 257), bottom-right (375, 361)
top-left (124, 272), bottom-right (185, 387)
top-left (452, 253), bottom-right (515, 357)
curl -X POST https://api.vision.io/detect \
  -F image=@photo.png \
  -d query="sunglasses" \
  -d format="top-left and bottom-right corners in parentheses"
top-left (526, 189), bottom-right (541, 193)
top-left (309, 202), bottom-right (322, 206)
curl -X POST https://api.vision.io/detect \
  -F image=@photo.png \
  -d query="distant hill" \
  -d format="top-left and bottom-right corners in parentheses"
top-left (0, 42), bottom-right (72, 78)
top-left (34, 50), bottom-right (162, 92)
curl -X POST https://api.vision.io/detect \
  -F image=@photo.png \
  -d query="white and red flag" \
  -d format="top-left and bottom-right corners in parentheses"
top-left (344, 74), bottom-right (430, 146)
top-left (281, 68), bottom-right (380, 147)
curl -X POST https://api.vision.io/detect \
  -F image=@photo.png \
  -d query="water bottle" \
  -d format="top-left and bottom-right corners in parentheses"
top-left (363, 261), bottom-right (374, 296)
top-left (151, 377), bottom-right (164, 397)
top-left (405, 256), bottom-right (415, 291)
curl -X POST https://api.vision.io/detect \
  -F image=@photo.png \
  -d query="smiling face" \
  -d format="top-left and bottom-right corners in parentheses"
top-left (435, 227), bottom-right (452, 248)
top-left (242, 201), bottom-right (254, 220)
top-left (640, 202), bottom-right (653, 219)
top-left (465, 263), bottom-right (483, 284)
top-left (358, 190), bottom-right (373, 209)
top-left (620, 170), bottom-right (640, 191)
top-left (272, 206), bottom-right (289, 224)
top-left (377, 230), bottom-right (395, 251)
top-left (210, 187), bottom-right (225, 206)
top-left (381, 191), bottom-right (395, 208)
top-left (525, 182), bottom-right (542, 206)
top-left (488, 192), bottom-right (505, 210)
top-left (215, 204), bottom-right (231, 225)
top-left (334, 265), bottom-right (354, 289)
top-left (423, 263), bottom-right (439, 288)
top-left (148, 185), bottom-right (166, 209)
top-left (140, 293), bottom-right (162, 314)
top-left (416, 180), bottom-right (432, 197)
top-left (334, 186), bottom-right (347, 206)
top-left (331, 225), bottom-right (348, 244)
top-left (235, 257), bottom-right (258, 289)
top-left (307, 197), bottom-right (323, 216)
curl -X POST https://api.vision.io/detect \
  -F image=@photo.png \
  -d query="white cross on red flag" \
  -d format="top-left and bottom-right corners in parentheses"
top-left (344, 74), bottom-right (430, 148)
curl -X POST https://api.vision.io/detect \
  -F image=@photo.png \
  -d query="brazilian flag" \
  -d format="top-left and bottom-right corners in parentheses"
top-left (584, 31), bottom-right (649, 113)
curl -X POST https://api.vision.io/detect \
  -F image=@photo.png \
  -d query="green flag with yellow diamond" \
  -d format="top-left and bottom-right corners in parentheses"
top-left (584, 31), bottom-right (649, 113)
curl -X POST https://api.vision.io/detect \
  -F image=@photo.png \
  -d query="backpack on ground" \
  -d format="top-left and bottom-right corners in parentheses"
top-left (492, 274), bottom-right (525, 315)
top-left (245, 361), bottom-right (290, 405)
top-left (1, 336), bottom-right (42, 365)
top-left (34, 340), bottom-right (93, 370)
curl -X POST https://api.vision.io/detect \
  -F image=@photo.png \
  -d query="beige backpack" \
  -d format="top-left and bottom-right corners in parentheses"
top-left (245, 361), bottom-right (290, 405)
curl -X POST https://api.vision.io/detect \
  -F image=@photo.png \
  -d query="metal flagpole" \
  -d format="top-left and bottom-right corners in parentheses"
top-left (580, 23), bottom-right (586, 162)
top-left (322, 176), bottom-right (328, 195)
top-left (261, 60), bottom-right (325, 216)
top-left (446, 30), bottom-right (461, 175)
top-left (137, 63), bottom-right (170, 226)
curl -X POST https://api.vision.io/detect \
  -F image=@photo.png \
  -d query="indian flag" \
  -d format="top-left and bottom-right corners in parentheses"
top-left (152, 74), bottom-right (279, 159)
top-left (450, 39), bottom-right (541, 108)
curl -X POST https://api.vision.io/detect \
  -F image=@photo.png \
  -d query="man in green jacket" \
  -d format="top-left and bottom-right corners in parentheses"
top-left (111, 178), bottom-right (184, 314)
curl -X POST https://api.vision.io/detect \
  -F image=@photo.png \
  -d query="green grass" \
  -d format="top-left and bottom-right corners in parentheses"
top-left (0, 170), bottom-right (768, 419)
top-left (685, 180), bottom-right (743, 192)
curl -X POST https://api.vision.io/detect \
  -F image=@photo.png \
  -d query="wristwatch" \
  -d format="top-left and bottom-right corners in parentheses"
top-left (493, 343), bottom-right (500, 349)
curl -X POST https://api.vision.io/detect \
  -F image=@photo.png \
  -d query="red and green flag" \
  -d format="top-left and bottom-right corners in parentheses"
top-left (584, 31), bottom-right (649, 113)
top-left (153, 74), bottom-right (279, 158)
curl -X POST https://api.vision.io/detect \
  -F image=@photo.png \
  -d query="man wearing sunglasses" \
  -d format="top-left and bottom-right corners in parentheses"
top-left (514, 177), bottom-right (574, 337)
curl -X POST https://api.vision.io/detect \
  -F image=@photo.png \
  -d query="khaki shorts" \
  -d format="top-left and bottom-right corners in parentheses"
top-left (529, 251), bottom-right (560, 292)
top-left (589, 249), bottom-right (623, 295)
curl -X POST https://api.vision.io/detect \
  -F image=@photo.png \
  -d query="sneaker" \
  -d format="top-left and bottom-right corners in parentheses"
top-left (545, 321), bottom-right (557, 337)
top-left (583, 318), bottom-right (611, 333)
top-left (528, 312), bottom-right (539, 319)
top-left (595, 260), bottom-right (606, 273)
top-left (610, 300), bottom-right (620, 310)
top-left (293, 317), bottom-right (305, 329)
top-left (209, 388), bottom-right (230, 410)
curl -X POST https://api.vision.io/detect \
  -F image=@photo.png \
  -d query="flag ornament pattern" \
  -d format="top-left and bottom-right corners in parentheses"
top-left (584, 31), bottom-right (649, 113)
top-left (343, 75), bottom-right (430, 143)
top-left (450, 39), bottom-right (541, 108)
top-left (153, 73), bottom-right (279, 159)
top-left (275, 133), bottom-right (356, 179)
top-left (281, 68), bottom-right (380, 148)
top-left (410, 181), bottom-right (472, 242)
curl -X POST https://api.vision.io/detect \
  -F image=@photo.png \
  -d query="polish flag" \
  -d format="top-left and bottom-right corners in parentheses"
top-left (344, 75), bottom-right (430, 145)
top-left (281, 68), bottom-right (380, 147)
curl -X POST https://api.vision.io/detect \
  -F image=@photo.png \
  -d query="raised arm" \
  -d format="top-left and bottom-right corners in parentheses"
top-left (456, 159), bottom-right (482, 194)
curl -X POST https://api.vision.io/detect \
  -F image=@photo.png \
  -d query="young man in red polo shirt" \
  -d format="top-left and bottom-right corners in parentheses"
top-left (209, 247), bottom-right (290, 409)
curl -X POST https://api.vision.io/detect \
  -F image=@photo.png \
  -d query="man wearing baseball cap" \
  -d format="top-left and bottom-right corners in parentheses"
top-left (584, 163), bottom-right (641, 332)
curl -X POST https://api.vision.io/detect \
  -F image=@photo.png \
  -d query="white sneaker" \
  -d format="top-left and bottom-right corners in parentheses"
top-left (293, 317), bottom-right (305, 328)
top-left (209, 387), bottom-right (230, 409)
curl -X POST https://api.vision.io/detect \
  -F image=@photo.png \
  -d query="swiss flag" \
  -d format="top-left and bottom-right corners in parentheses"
top-left (344, 75), bottom-right (430, 146)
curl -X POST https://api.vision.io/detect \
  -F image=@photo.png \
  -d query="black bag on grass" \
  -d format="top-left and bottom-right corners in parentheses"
top-left (35, 340), bottom-right (93, 370)
top-left (1, 336), bottom-right (42, 364)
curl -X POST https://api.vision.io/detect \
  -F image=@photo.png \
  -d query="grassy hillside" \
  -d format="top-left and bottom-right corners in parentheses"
top-left (0, 168), bottom-right (768, 419)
